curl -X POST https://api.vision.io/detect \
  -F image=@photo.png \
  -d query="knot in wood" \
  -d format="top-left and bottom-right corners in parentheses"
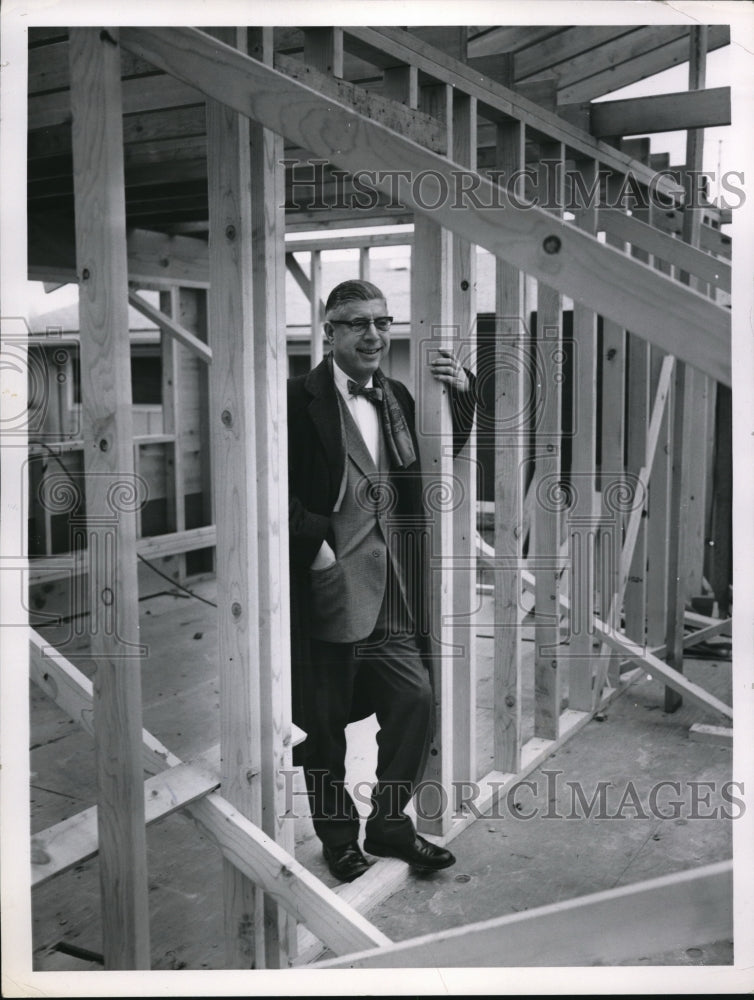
top-left (231, 601), bottom-right (242, 619)
top-left (221, 409), bottom-right (233, 427)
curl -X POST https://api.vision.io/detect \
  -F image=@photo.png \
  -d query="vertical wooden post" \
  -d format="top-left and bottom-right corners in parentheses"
top-left (382, 64), bottom-right (418, 108)
top-left (68, 27), bottom-right (150, 970)
top-left (493, 117), bottom-right (526, 772)
top-left (359, 247), bottom-right (371, 282)
top-left (533, 143), bottom-right (564, 740)
top-left (624, 335), bottom-right (650, 645)
top-left (646, 347), bottom-right (673, 647)
top-left (451, 90), bottom-right (477, 801)
top-left (598, 313), bottom-right (626, 692)
top-left (160, 290), bottom-right (184, 577)
top-left (206, 26), bottom-right (264, 967)
top-left (568, 158), bottom-right (600, 711)
top-left (665, 24), bottom-right (708, 711)
top-left (414, 82), bottom-right (454, 837)
top-left (248, 25), bottom-right (296, 968)
top-left (310, 250), bottom-right (323, 366)
top-left (303, 27), bottom-right (344, 78)
top-left (664, 361), bottom-right (693, 712)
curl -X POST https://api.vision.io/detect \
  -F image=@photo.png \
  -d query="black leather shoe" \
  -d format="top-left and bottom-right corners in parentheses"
top-left (322, 842), bottom-right (371, 883)
top-left (363, 834), bottom-right (456, 871)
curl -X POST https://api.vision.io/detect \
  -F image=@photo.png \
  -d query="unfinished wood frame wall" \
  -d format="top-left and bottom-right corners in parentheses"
top-left (29, 23), bottom-right (733, 971)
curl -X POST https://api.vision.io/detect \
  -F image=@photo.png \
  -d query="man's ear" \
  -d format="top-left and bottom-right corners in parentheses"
top-left (323, 322), bottom-right (334, 342)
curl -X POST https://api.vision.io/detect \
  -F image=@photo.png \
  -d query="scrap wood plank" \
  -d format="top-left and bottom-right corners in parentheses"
top-left (31, 758), bottom-right (221, 888)
top-left (117, 26), bottom-right (731, 386)
top-left (688, 723), bottom-right (732, 744)
top-left (28, 633), bottom-right (387, 957)
top-left (314, 860), bottom-right (732, 968)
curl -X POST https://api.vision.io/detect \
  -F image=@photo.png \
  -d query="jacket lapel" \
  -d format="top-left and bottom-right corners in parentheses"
top-left (304, 356), bottom-right (345, 496)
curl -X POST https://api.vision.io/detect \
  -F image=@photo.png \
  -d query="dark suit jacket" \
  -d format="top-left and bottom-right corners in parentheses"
top-left (287, 355), bottom-right (477, 752)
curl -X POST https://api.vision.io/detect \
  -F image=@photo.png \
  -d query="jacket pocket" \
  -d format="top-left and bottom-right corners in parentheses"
top-left (309, 559), bottom-right (348, 633)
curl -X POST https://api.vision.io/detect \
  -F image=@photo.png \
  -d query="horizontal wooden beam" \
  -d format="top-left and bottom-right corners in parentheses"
top-left (29, 71), bottom-right (204, 131)
top-left (127, 289), bottom-right (212, 362)
top-left (118, 27), bottom-right (729, 385)
top-left (558, 25), bottom-right (730, 104)
top-left (316, 860), bottom-right (732, 967)
top-left (600, 210), bottom-right (731, 292)
top-left (29, 633), bottom-right (388, 957)
top-left (28, 525), bottom-right (218, 584)
top-left (31, 757), bottom-right (221, 887)
top-left (515, 26), bottom-right (641, 83)
top-left (591, 87), bottom-right (730, 137)
top-left (467, 26), bottom-right (564, 59)
top-left (286, 231), bottom-right (413, 253)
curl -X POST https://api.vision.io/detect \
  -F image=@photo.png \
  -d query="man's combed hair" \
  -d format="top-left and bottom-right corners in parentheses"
top-left (325, 279), bottom-right (386, 315)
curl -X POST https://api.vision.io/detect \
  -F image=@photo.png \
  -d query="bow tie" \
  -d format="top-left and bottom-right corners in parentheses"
top-left (348, 380), bottom-right (383, 405)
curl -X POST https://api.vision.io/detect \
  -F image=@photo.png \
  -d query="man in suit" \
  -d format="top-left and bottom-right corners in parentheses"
top-left (288, 279), bottom-right (476, 883)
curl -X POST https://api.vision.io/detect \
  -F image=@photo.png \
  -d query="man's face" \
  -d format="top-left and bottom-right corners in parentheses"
top-left (324, 298), bottom-right (391, 383)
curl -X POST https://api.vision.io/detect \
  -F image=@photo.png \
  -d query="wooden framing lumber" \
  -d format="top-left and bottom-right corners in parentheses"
top-left (533, 142), bottom-right (565, 739)
top-left (597, 323), bottom-right (626, 695)
top-left (646, 344), bottom-right (673, 649)
top-left (664, 27), bottom-right (707, 713)
top-left (309, 249), bottom-right (323, 367)
top-left (515, 26), bottom-right (640, 82)
top-left (28, 633), bottom-right (390, 957)
top-left (567, 158), bottom-right (600, 711)
top-left (29, 71), bottom-right (204, 131)
top-left (594, 618), bottom-right (732, 722)
top-left (688, 723), bottom-right (732, 744)
top-left (274, 50), bottom-right (446, 153)
top-left (591, 87), bottom-right (730, 137)
top-left (31, 758), bottom-right (221, 888)
top-left (412, 81), bottom-right (455, 838)
top-left (493, 118), bottom-right (526, 771)
top-left (117, 27), bottom-right (731, 386)
top-left (619, 355), bottom-right (675, 593)
top-left (467, 26), bottom-right (563, 59)
top-left (599, 210), bottom-right (731, 294)
top-left (343, 27), bottom-right (683, 200)
top-left (303, 27), bottom-right (343, 78)
top-left (247, 26), bottom-right (296, 966)
top-left (127, 289), bottom-right (212, 363)
top-left (205, 25), bottom-right (265, 967)
top-left (514, 568), bottom-right (732, 722)
top-left (557, 25), bottom-right (730, 104)
top-left (315, 860), bottom-right (732, 968)
top-left (451, 90), bottom-right (478, 801)
top-left (67, 27), bottom-right (150, 970)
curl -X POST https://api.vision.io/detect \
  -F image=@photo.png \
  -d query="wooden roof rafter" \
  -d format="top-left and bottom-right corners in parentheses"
top-left (110, 25), bottom-right (729, 386)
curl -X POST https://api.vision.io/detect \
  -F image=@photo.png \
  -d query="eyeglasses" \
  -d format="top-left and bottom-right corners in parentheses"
top-left (329, 316), bottom-right (393, 333)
